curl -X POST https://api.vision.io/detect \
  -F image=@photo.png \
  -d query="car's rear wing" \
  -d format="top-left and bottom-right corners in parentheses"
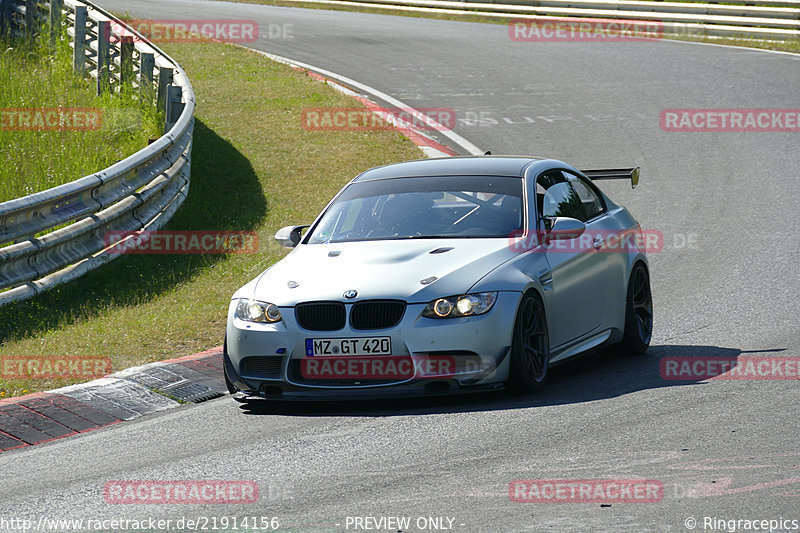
top-left (580, 167), bottom-right (640, 189)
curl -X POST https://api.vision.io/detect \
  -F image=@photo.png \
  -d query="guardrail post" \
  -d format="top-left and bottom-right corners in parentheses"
top-left (0, 0), bottom-right (8, 37)
top-left (96, 19), bottom-right (110, 94)
top-left (25, 0), bottom-right (37, 38)
top-left (73, 5), bottom-right (87, 74)
top-left (120, 34), bottom-right (134, 86)
top-left (139, 51), bottom-right (155, 100)
top-left (157, 66), bottom-right (173, 115)
top-left (165, 84), bottom-right (183, 132)
top-left (50, 0), bottom-right (63, 44)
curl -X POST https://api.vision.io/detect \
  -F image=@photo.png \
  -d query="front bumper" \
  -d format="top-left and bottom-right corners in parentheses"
top-left (225, 291), bottom-right (521, 399)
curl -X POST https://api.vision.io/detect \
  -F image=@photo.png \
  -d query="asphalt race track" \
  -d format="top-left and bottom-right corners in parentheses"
top-left (1, 3), bottom-right (799, 532)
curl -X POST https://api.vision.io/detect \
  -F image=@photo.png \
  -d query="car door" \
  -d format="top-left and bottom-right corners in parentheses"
top-left (563, 171), bottom-right (623, 315)
top-left (536, 171), bottom-right (608, 349)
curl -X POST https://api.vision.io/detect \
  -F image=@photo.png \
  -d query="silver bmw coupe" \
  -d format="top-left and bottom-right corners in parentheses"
top-left (224, 156), bottom-right (653, 401)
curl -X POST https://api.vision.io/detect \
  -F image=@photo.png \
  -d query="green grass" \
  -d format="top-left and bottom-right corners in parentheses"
top-left (224, 0), bottom-right (800, 53)
top-left (0, 40), bottom-right (421, 398)
top-left (0, 30), bottom-right (162, 203)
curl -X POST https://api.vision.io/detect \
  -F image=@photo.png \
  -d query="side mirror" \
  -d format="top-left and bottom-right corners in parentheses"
top-left (275, 225), bottom-right (308, 248)
top-left (545, 217), bottom-right (586, 240)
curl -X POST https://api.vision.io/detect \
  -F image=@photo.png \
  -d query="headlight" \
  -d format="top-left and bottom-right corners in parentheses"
top-left (236, 299), bottom-right (282, 323)
top-left (422, 292), bottom-right (497, 319)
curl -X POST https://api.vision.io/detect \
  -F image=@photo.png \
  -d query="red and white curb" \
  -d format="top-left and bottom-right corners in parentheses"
top-left (304, 68), bottom-right (457, 158)
top-left (0, 347), bottom-right (226, 452)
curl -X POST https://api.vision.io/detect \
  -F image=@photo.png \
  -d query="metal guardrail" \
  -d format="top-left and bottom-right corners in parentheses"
top-left (0, 0), bottom-right (195, 305)
top-left (317, 0), bottom-right (800, 38)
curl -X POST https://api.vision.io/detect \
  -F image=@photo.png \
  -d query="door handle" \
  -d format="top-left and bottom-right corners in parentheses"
top-left (592, 237), bottom-right (604, 249)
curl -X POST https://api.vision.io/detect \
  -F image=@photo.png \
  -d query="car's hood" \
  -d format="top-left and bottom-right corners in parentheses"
top-left (246, 239), bottom-right (517, 306)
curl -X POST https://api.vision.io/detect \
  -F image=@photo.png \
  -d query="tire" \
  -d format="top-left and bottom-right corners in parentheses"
top-left (619, 262), bottom-right (653, 354)
top-left (508, 291), bottom-right (550, 393)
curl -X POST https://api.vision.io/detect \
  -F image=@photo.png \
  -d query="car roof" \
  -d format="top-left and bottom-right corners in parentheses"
top-left (352, 156), bottom-right (544, 181)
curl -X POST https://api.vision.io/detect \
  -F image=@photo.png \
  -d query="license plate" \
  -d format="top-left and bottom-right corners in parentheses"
top-left (305, 337), bottom-right (392, 357)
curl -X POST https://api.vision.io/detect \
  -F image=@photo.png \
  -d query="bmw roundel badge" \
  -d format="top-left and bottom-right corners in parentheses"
top-left (343, 289), bottom-right (358, 299)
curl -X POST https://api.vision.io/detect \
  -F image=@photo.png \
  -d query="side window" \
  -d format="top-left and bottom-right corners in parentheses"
top-left (564, 172), bottom-right (605, 221)
top-left (537, 171), bottom-right (587, 222)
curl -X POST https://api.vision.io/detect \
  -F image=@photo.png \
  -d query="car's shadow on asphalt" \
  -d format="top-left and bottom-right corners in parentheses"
top-left (239, 344), bottom-right (786, 417)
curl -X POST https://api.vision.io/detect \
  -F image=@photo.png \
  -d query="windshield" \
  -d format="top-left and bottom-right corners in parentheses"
top-left (307, 175), bottom-right (523, 243)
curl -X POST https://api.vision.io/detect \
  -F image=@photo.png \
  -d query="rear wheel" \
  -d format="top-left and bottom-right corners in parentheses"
top-left (620, 263), bottom-right (653, 354)
top-left (509, 292), bottom-right (550, 393)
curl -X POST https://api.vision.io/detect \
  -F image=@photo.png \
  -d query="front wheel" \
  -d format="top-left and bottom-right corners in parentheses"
top-left (619, 262), bottom-right (653, 354)
top-left (508, 291), bottom-right (550, 393)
